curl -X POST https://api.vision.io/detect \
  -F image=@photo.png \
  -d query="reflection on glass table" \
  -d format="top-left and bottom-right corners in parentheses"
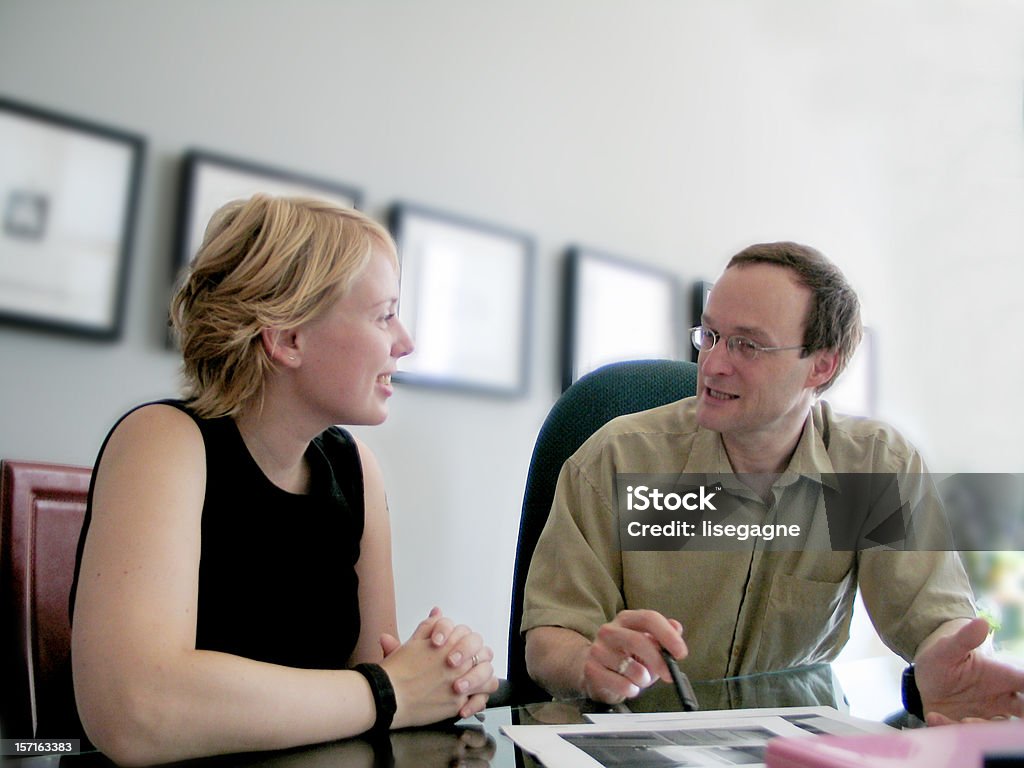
top-left (4, 664), bottom-right (901, 768)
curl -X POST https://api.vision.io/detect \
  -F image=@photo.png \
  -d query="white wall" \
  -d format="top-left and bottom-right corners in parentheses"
top-left (1, 0), bottom-right (1022, 675)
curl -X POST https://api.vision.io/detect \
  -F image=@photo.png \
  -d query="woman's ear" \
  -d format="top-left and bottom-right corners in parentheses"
top-left (260, 327), bottom-right (301, 367)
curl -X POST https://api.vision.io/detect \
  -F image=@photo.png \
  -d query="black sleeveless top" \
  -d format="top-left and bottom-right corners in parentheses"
top-left (72, 400), bottom-right (365, 670)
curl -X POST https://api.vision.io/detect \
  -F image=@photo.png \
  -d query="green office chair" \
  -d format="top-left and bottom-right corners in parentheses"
top-left (505, 359), bottom-right (699, 704)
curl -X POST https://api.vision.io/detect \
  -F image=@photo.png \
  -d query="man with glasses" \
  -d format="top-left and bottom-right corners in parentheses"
top-left (522, 242), bottom-right (1024, 722)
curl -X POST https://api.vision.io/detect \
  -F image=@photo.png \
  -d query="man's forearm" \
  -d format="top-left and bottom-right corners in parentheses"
top-left (524, 626), bottom-right (590, 699)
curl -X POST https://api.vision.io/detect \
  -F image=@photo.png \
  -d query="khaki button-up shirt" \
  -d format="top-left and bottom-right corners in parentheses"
top-left (522, 398), bottom-right (975, 682)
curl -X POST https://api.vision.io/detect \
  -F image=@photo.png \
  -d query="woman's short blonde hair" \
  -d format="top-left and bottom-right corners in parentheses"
top-left (170, 194), bottom-right (397, 419)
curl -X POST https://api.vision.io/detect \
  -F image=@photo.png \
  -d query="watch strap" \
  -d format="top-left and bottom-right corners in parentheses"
top-left (353, 663), bottom-right (397, 736)
top-left (901, 663), bottom-right (925, 720)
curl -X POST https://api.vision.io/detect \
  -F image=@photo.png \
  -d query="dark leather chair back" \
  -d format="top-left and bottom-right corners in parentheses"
top-left (506, 359), bottom-right (699, 704)
top-left (1, 459), bottom-right (91, 739)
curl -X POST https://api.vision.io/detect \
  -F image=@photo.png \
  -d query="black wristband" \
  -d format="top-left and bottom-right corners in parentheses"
top-left (901, 664), bottom-right (924, 720)
top-left (353, 663), bottom-right (397, 736)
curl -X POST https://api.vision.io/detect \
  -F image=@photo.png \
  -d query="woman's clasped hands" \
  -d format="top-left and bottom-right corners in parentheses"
top-left (379, 607), bottom-right (498, 727)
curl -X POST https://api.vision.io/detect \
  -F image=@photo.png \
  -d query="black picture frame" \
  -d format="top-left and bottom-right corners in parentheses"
top-left (690, 280), bottom-right (714, 362)
top-left (388, 203), bottom-right (534, 397)
top-left (0, 96), bottom-right (144, 340)
top-left (562, 247), bottom-right (682, 391)
top-left (173, 149), bottom-right (363, 281)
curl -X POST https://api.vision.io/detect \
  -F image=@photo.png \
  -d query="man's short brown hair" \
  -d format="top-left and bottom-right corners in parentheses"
top-left (727, 241), bottom-right (862, 393)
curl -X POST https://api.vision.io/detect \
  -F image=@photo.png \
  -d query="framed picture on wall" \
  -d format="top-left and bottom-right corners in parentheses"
top-left (174, 149), bottom-right (362, 279)
top-left (562, 247), bottom-right (682, 390)
top-left (389, 203), bottom-right (534, 397)
top-left (0, 96), bottom-right (144, 340)
top-left (690, 279), bottom-right (714, 362)
top-left (824, 326), bottom-right (877, 416)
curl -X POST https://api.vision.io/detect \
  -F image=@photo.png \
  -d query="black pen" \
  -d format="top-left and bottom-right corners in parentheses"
top-left (660, 648), bottom-right (699, 711)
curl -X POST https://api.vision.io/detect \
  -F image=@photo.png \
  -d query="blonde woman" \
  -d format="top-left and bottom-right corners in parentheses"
top-left (71, 196), bottom-right (497, 766)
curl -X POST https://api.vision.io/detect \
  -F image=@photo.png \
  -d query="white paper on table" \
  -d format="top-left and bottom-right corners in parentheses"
top-left (502, 715), bottom-right (819, 768)
top-left (586, 705), bottom-right (894, 736)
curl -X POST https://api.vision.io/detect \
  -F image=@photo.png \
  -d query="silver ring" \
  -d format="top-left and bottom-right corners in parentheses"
top-left (616, 658), bottom-right (632, 676)
top-left (471, 654), bottom-right (479, 666)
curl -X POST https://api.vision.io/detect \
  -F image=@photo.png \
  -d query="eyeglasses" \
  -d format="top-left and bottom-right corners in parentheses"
top-left (690, 326), bottom-right (806, 362)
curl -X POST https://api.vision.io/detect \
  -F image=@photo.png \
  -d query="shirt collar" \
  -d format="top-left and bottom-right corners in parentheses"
top-left (682, 402), bottom-right (841, 491)
top-left (790, 401), bottom-right (841, 490)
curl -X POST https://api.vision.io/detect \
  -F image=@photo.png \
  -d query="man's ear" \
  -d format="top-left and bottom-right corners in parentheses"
top-left (806, 348), bottom-right (839, 390)
top-left (260, 327), bottom-right (301, 367)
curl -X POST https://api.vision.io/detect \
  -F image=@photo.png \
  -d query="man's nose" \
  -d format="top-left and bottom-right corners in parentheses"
top-left (699, 338), bottom-right (733, 376)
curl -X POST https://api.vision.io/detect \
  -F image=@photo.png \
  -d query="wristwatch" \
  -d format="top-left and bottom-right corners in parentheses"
top-left (901, 664), bottom-right (924, 720)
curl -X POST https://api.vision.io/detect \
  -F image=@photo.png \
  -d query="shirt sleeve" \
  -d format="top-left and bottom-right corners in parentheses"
top-left (857, 449), bottom-right (976, 659)
top-left (521, 451), bottom-right (625, 641)
top-left (859, 549), bottom-right (976, 659)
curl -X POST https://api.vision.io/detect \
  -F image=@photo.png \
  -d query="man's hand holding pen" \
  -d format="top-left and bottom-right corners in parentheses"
top-left (661, 647), bottom-right (700, 711)
top-left (580, 609), bottom-right (690, 704)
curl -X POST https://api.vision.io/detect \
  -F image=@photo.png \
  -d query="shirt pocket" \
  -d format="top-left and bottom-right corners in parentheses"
top-left (755, 570), bottom-right (856, 670)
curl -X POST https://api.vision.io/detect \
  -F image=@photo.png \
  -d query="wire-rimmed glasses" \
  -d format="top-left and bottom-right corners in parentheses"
top-left (689, 326), bottom-right (805, 362)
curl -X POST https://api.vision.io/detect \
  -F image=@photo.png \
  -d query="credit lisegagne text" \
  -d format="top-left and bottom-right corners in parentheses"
top-left (625, 519), bottom-right (802, 541)
top-left (623, 484), bottom-right (801, 542)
